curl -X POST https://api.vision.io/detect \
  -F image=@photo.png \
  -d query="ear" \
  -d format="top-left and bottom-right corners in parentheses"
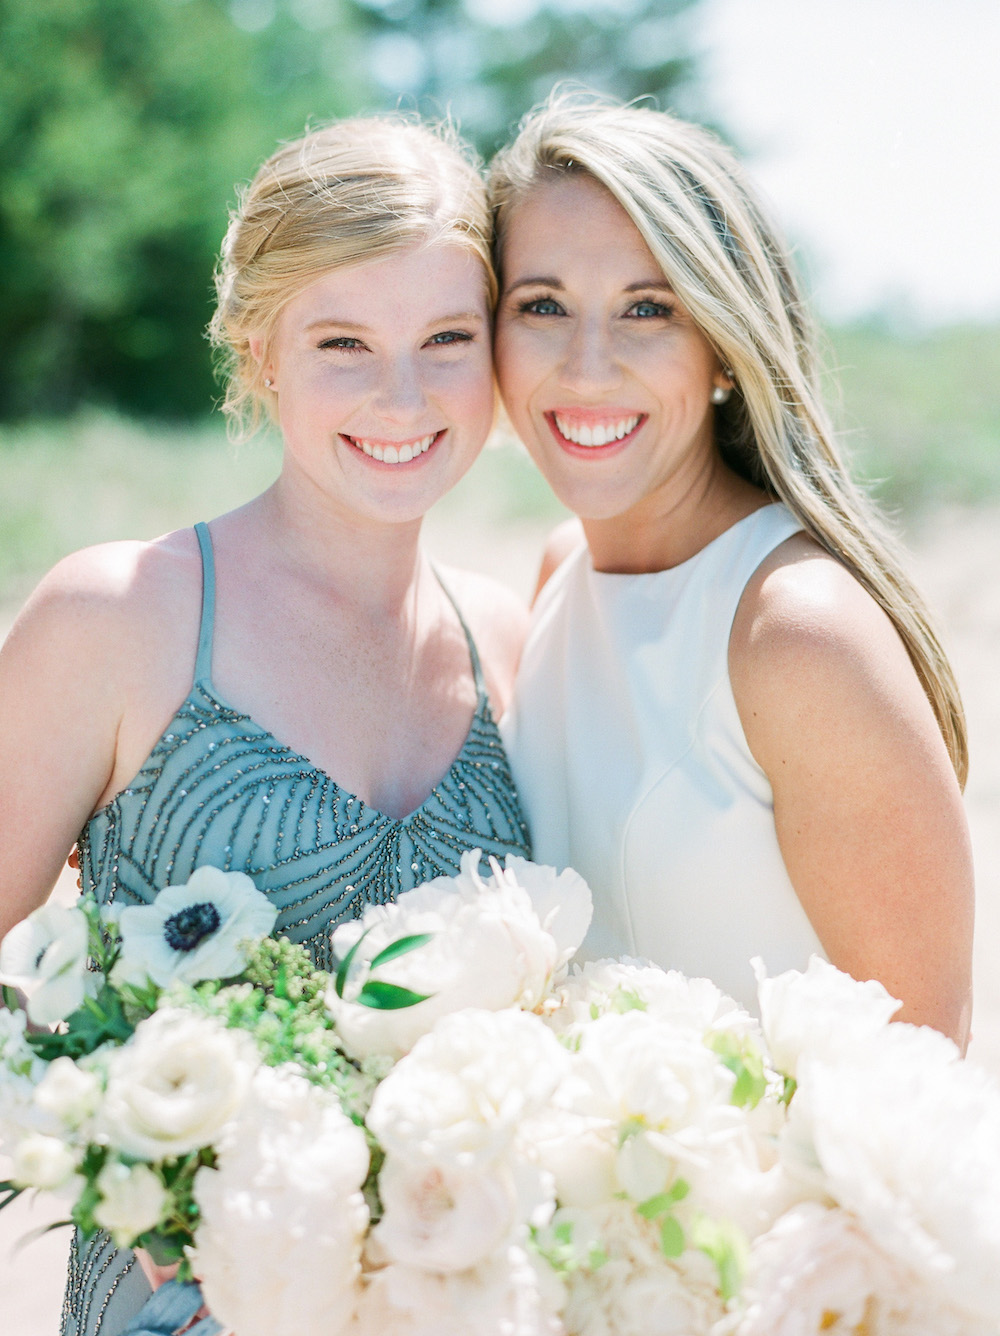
top-left (249, 333), bottom-right (267, 366)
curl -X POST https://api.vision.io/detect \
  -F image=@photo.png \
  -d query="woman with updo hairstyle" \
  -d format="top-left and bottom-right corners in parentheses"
top-left (0, 116), bottom-right (530, 1336)
top-left (491, 92), bottom-right (973, 1042)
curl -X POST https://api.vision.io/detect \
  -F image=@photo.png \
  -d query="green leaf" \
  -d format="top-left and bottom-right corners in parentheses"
top-left (691, 1217), bottom-right (749, 1302)
top-left (1, 984), bottom-right (22, 1013)
top-left (781, 1075), bottom-right (798, 1105)
top-left (637, 1178), bottom-right (690, 1218)
top-left (367, 933), bottom-right (434, 972)
top-left (0, 1184), bottom-right (25, 1212)
top-left (354, 981), bottom-right (431, 1011)
top-left (705, 1031), bottom-right (767, 1109)
top-left (659, 1215), bottom-right (685, 1258)
top-left (333, 926), bottom-right (372, 1000)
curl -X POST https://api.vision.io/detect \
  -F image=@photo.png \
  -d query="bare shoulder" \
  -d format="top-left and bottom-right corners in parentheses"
top-left (437, 565), bottom-right (530, 715)
top-left (729, 531), bottom-right (937, 766)
top-left (535, 519), bottom-right (586, 600)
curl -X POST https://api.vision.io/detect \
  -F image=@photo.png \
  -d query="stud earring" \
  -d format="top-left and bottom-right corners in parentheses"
top-left (711, 385), bottom-right (731, 405)
top-left (264, 378), bottom-right (273, 389)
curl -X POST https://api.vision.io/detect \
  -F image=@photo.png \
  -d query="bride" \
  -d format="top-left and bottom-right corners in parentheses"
top-left (491, 93), bottom-right (973, 1043)
top-left (0, 115), bottom-right (530, 1336)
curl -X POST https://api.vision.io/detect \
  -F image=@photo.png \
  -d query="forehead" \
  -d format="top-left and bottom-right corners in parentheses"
top-left (502, 175), bottom-right (661, 281)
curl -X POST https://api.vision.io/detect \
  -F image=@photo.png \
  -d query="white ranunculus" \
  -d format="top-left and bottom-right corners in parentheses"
top-left (373, 1154), bottom-right (539, 1273)
top-left (93, 1160), bottom-right (167, 1247)
top-left (754, 955), bottom-right (901, 1081)
top-left (97, 1008), bottom-right (257, 1159)
top-left (326, 852), bottom-right (592, 1062)
top-left (33, 1056), bottom-right (103, 1129)
top-left (0, 902), bottom-right (97, 1025)
top-left (11, 1132), bottom-right (79, 1190)
top-left (366, 1008), bottom-right (569, 1171)
top-left (353, 1245), bottom-right (566, 1336)
top-left (112, 867), bottom-right (277, 988)
top-left (192, 1064), bottom-right (370, 1336)
top-left (780, 1022), bottom-right (1000, 1326)
top-left (559, 1200), bottom-right (726, 1336)
top-left (548, 958), bottom-right (755, 1044)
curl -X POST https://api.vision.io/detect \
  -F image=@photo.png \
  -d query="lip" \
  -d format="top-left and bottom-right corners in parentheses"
top-left (340, 429), bottom-right (445, 466)
top-left (544, 410), bottom-right (646, 458)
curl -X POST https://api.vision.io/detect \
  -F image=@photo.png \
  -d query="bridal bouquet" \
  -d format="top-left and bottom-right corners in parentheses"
top-left (2, 857), bottom-right (1000, 1336)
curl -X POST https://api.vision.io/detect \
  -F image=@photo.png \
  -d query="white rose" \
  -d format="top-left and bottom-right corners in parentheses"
top-left (327, 852), bottom-right (592, 1062)
top-left (113, 866), bottom-right (277, 988)
top-left (754, 955), bottom-right (901, 1080)
top-left (97, 1008), bottom-right (257, 1159)
top-left (11, 1132), bottom-right (79, 1190)
top-left (34, 1056), bottom-right (103, 1129)
top-left (367, 1009), bottom-right (569, 1170)
top-left (93, 1160), bottom-right (168, 1247)
top-left (192, 1065), bottom-right (369, 1336)
top-left (0, 902), bottom-right (97, 1026)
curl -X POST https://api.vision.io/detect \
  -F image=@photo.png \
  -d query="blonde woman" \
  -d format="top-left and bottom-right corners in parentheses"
top-left (0, 116), bottom-right (529, 1335)
top-left (491, 94), bottom-right (973, 1043)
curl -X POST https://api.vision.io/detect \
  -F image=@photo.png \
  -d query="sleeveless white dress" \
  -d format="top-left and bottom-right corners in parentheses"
top-left (503, 504), bottom-right (824, 1012)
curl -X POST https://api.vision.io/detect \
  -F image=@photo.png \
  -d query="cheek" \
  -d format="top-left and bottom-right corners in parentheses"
top-left (493, 325), bottom-right (535, 418)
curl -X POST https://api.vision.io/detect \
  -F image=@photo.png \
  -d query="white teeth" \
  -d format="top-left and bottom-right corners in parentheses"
top-left (553, 414), bottom-right (640, 447)
top-left (349, 432), bottom-right (438, 463)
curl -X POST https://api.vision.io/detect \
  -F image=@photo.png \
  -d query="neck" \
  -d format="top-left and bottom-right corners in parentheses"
top-left (582, 458), bottom-right (769, 575)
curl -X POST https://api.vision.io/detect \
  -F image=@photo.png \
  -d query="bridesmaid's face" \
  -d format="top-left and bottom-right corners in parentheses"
top-left (259, 241), bottom-right (494, 527)
top-left (494, 175), bottom-right (730, 523)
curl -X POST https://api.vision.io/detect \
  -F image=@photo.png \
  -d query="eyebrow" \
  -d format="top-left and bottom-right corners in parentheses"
top-left (503, 277), bottom-right (675, 296)
top-left (305, 311), bottom-right (486, 332)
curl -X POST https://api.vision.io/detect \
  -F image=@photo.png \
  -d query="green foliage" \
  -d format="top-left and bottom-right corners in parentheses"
top-left (690, 1215), bottom-right (748, 1302)
top-left (704, 1030), bottom-right (767, 1109)
top-left (637, 1177), bottom-right (690, 1258)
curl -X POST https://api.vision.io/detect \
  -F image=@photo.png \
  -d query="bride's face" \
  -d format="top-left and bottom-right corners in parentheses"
top-left (494, 174), bottom-right (730, 523)
top-left (261, 241), bottom-right (494, 526)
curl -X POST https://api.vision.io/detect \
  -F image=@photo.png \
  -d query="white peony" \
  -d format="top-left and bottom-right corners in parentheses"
top-left (192, 1064), bottom-right (370, 1336)
top-left (558, 1199), bottom-right (727, 1336)
top-left (0, 1009), bottom-right (50, 1148)
top-left (367, 1008), bottom-right (569, 1171)
top-left (779, 1022), bottom-right (1000, 1326)
top-left (112, 866), bottom-right (277, 988)
top-left (10, 1131), bottom-right (79, 1190)
top-left (754, 956), bottom-right (901, 1081)
top-left (326, 852), bottom-right (592, 1061)
top-left (353, 1244), bottom-right (566, 1336)
top-left (0, 901), bottom-right (97, 1025)
top-left (373, 1153), bottom-right (551, 1273)
top-left (93, 1160), bottom-right (168, 1247)
top-left (33, 1056), bottom-right (103, 1130)
top-left (97, 1008), bottom-right (257, 1159)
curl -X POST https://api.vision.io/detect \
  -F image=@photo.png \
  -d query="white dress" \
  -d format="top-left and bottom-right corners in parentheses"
top-left (503, 504), bottom-right (825, 1012)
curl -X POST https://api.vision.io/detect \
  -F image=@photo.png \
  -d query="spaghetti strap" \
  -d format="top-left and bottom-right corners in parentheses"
top-left (193, 522), bottom-right (216, 685)
top-left (434, 569), bottom-right (487, 700)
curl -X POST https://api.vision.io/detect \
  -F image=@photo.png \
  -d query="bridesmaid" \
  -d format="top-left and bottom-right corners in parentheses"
top-left (0, 115), bottom-right (529, 1335)
top-left (490, 93), bottom-right (973, 1043)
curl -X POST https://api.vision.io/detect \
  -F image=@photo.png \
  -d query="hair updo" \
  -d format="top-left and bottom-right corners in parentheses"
top-left (210, 116), bottom-right (493, 440)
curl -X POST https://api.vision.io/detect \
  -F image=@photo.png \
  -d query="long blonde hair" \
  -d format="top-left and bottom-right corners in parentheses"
top-left (210, 115), bottom-right (494, 440)
top-left (488, 93), bottom-right (967, 786)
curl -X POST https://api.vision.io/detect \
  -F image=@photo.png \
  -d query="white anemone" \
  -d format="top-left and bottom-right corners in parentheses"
top-left (0, 902), bottom-right (96, 1026)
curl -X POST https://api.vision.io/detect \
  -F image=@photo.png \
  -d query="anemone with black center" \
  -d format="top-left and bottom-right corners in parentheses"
top-left (163, 902), bottom-right (222, 953)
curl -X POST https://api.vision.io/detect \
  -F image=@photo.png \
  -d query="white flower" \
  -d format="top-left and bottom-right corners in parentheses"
top-left (112, 867), bottom-right (277, 988)
top-left (34, 1056), bottom-right (103, 1129)
top-left (778, 1022), bottom-right (1000, 1325)
top-left (0, 902), bottom-right (96, 1025)
top-left (11, 1132), bottom-right (79, 1190)
top-left (0, 1010), bottom-right (51, 1148)
top-left (97, 1008), bottom-right (257, 1159)
top-left (353, 1244), bottom-right (566, 1336)
top-left (192, 1064), bottom-right (369, 1336)
top-left (754, 956), bottom-right (901, 1080)
top-left (367, 1009), bottom-right (569, 1171)
top-left (373, 1154), bottom-right (545, 1273)
top-left (93, 1160), bottom-right (167, 1247)
top-left (326, 852), bottom-right (592, 1062)
top-left (558, 1199), bottom-right (726, 1336)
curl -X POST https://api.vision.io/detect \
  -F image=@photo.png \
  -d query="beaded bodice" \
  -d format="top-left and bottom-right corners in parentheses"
top-left (76, 523), bottom-right (531, 974)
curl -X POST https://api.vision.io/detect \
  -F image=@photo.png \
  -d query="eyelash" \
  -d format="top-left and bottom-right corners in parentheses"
top-left (316, 331), bottom-right (474, 353)
top-left (515, 297), bottom-right (675, 320)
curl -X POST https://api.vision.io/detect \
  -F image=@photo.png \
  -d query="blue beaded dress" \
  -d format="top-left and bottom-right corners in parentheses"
top-left (61, 523), bottom-right (531, 1336)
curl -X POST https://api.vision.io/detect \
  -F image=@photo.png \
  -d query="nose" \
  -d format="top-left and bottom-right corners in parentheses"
top-left (557, 317), bottom-right (623, 396)
top-left (370, 353), bottom-right (428, 424)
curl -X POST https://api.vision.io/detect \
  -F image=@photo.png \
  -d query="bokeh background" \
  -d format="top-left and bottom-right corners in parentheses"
top-left (1, 1), bottom-right (998, 1328)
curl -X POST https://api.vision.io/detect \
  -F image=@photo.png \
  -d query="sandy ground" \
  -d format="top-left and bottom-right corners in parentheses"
top-left (1, 503), bottom-right (997, 1333)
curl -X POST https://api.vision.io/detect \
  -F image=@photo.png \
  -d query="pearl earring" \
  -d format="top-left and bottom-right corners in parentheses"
top-left (264, 378), bottom-right (273, 389)
top-left (711, 385), bottom-right (731, 405)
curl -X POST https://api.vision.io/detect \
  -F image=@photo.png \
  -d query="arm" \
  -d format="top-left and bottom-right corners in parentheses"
top-left (0, 551), bottom-right (131, 938)
top-left (729, 536), bottom-right (974, 1047)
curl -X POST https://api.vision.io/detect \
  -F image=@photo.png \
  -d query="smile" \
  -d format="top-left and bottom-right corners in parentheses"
top-left (547, 412), bottom-right (644, 450)
top-left (341, 431), bottom-right (441, 464)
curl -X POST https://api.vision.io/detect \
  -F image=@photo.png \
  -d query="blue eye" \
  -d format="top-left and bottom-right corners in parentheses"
top-left (629, 300), bottom-right (673, 319)
top-left (518, 297), bottom-right (563, 316)
top-left (318, 336), bottom-right (363, 351)
top-left (427, 330), bottom-right (473, 346)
